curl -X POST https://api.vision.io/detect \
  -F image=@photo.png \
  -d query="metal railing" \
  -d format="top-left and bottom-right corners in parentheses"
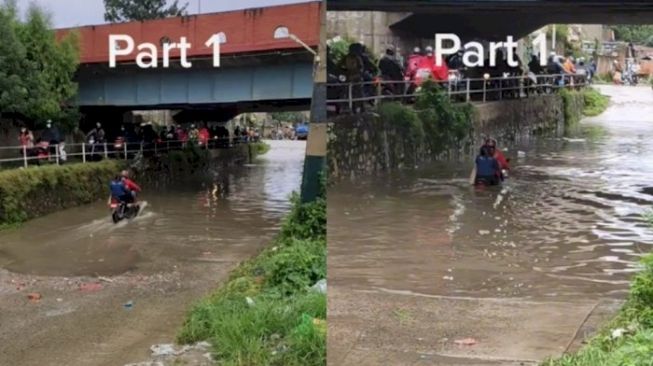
top-left (0, 136), bottom-right (257, 168)
top-left (327, 73), bottom-right (588, 113)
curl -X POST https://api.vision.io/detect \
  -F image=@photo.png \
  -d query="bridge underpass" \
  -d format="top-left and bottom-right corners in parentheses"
top-left (329, 0), bottom-right (653, 40)
top-left (77, 51), bottom-right (314, 127)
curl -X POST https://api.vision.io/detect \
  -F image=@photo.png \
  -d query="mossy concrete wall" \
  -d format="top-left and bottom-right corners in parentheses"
top-left (0, 143), bottom-right (268, 226)
top-left (329, 93), bottom-right (585, 181)
top-left (0, 160), bottom-right (125, 225)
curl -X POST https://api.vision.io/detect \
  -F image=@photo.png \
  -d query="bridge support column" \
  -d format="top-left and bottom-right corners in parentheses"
top-left (300, 1), bottom-right (327, 203)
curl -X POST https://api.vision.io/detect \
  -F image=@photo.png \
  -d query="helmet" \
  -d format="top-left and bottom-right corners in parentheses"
top-left (425, 46), bottom-right (433, 53)
top-left (96, 122), bottom-right (101, 128)
top-left (120, 170), bottom-right (130, 178)
top-left (413, 47), bottom-right (421, 54)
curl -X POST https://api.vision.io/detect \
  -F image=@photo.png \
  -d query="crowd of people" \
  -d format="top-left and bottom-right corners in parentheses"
top-left (328, 40), bottom-right (597, 111)
top-left (14, 120), bottom-right (260, 164)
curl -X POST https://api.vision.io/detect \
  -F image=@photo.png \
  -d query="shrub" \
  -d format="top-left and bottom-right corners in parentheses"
top-left (0, 160), bottom-right (124, 225)
top-left (582, 88), bottom-right (610, 117)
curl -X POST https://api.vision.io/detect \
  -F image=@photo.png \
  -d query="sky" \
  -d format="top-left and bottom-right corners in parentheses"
top-left (16, 0), bottom-right (311, 28)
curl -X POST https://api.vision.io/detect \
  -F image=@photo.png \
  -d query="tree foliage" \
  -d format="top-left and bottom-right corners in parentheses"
top-left (0, 3), bottom-right (80, 130)
top-left (103, 0), bottom-right (188, 22)
top-left (612, 25), bottom-right (653, 47)
top-left (270, 112), bottom-right (307, 124)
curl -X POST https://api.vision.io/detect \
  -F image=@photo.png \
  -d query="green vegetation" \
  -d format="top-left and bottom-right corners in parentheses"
top-left (0, 160), bottom-right (124, 225)
top-left (560, 88), bottom-right (609, 131)
top-left (328, 36), bottom-right (355, 66)
top-left (250, 142), bottom-right (271, 157)
top-left (611, 25), bottom-right (653, 47)
top-left (0, 2), bottom-right (79, 130)
top-left (582, 88), bottom-right (610, 117)
top-left (270, 112), bottom-right (307, 125)
top-left (178, 185), bottom-right (326, 365)
top-left (593, 73), bottom-right (613, 85)
top-left (103, 0), bottom-right (188, 22)
top-left (542, 254), bottom-right (653, 366)
top-left (163, 144), bottom-right (210, 173)
top-left (378, 82), bottom-right (474, 157)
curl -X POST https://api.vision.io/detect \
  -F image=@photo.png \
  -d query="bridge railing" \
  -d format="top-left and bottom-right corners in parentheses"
top-left (0, 136), bottom-right (257, 169)
top-left (326, 73), bottom-right (587, 114)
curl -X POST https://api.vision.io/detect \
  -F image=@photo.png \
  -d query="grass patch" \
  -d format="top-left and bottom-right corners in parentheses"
top-left (542, 254), bottom-right (653, 366)
top-left (178, 186), bottom-right (326, 365)
top-left (560, 87), bottom-right (609, 134)
top-left (250, 142), bottom-right (271, 158)
top-left (582, 88), bottom-right (610, 117)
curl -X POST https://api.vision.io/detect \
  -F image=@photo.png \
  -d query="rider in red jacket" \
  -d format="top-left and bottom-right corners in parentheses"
top-left (121, 170), bottom-right (141, 198)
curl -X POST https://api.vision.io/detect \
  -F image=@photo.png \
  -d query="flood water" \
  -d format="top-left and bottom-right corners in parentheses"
top-left (329, 85), bottom-right (653, 301)
top-left (0, 140), bottom-right (305, 277)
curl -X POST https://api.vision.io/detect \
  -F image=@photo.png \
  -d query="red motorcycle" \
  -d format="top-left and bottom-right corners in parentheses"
top-left (33, 141), bottom-right (50, 164)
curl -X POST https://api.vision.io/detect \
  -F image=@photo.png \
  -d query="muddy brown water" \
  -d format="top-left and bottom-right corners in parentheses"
top-left (0, 140), bottom-right (306, 277)
top-left (329, 85), bottom-right (653, 301)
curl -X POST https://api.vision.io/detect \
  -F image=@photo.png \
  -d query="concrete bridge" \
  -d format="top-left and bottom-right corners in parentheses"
top-left (55, 2), bottom-right (321, 120)
top-left (328, 0), bottom-right (653, 40)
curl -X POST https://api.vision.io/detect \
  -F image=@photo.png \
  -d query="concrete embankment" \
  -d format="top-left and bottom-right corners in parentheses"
top-left (328, 92), bottom-right (585, 181)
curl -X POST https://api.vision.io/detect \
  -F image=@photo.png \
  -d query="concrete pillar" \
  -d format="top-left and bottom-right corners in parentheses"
top-left (301, 0), bottom-right (327, 203)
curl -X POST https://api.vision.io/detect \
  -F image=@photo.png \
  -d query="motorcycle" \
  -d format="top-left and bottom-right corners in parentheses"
top-left (109, 198), bottom-right (140, 223)
top-left (33, 141), bottom-right (50, 165)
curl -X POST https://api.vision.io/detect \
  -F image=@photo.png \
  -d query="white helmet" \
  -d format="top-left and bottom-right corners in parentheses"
top-left (425, 46), bottom-right (434, 53)
top-left (413, 47), bottom-right (421, 53)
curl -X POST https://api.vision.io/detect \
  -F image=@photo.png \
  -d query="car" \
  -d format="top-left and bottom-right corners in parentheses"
top-left (295, 123), bottom-right (309, 140)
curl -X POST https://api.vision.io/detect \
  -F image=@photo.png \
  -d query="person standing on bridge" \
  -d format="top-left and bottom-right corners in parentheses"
top-left (188, 124), bottom-right (200, 144)
top-left (378, 47), bottom-right (404, 94)
top-left (18, 126), bottom-right (34, 157)
top-left (86, 123), bottom-right (106, 161)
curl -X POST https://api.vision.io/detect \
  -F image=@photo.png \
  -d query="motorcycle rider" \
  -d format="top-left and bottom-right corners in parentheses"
top-left (109, 170), bottom-right (141, 206)
top-left (474, 145), bottom-right (501, 186)
top-left (109, 174), bottom-right (133, 205)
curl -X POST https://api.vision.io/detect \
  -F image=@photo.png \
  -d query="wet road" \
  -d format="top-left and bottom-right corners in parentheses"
top-left (329, 85), bottom-right (653, 301)
top-left (0, 140), bottom-right (305, 366)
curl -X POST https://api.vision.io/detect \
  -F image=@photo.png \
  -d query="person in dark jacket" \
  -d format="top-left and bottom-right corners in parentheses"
top-left (475, 146), bottom-right (501, 186)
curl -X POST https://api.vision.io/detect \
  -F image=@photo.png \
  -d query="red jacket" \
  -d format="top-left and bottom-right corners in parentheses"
top-left (405, 54), bottom-right (423, 80)
top-left (413, 55), bottom-right (449, 85)
top-left (494, 149), bottom-right (510, 170)
top-left (122, 178), bottom-right (141, 193)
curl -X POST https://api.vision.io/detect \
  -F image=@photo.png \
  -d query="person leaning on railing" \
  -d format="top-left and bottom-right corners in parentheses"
top-left (18, 126), bottom-right (35, 156)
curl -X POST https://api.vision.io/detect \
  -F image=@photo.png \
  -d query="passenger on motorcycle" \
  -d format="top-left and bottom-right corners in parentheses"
top-left (121, 170), bottom-right (141, 201)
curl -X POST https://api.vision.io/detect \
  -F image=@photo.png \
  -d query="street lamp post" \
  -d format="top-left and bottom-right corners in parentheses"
top-left (274, 4), bottom-right (326, 203)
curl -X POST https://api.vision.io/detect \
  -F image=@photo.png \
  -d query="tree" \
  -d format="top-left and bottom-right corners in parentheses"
top-left (18, 5), bottom-right (80, 130)
top-left (103, 0), bottom-right (188, 22)
top-left (0, 2), bottom-right (80, 130)
top-left (0, 3), bottom-right (30, 121)
top-left (270, 112), bottom-right (307, 125)
top-left (612, 25), bottom-right (653, 47)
